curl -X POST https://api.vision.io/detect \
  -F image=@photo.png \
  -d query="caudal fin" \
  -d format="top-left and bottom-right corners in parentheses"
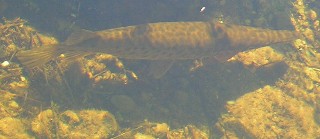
top-left (16, 46), bottom-right (60, 69)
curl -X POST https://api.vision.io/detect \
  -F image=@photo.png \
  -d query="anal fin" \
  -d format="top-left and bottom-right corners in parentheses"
top-left (148, 60), bottom-right (175, 79)
top-left (214, 50), bottom-right (239, 63)
top-left (64, 29), bottom-right (97, 45)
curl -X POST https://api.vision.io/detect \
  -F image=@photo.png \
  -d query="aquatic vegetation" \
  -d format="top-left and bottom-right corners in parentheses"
top-left (111, 120), bottom-right (208, 139)
top-left (290, 0), bottom-right (319, 44)
top-left (0, 90), bottom-right (21, 117)
top-left (0, 18), bottom-right (139, 109)
top-left (166, 125), bottom-right (208, 139)
top-left (0, 17), bottom-right (136, 138)
top-left (0, 18), bottom-right (58, 57)
top-left (0, 117), bottom-right (32, 138)
top-left (0, 78), bottom-right (33, 138)
top-left (80, 54), bottom-right (138, 85)
top-left (32, 108), bottom-right (119, 138)
top-left (0, 18), bottom-right (136, 87)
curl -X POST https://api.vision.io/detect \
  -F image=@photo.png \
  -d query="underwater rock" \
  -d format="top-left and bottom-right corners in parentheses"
top-left (111, 95), bottom-right (137, 113)
top-left (216, 85), bottom-right (320, 138)
top-left (31, 109), bottom-right (55, 138)
top-left (229, 46), bottom-right (284, 69)
top-left (70, 110), bottom-right (118, 138)
top-left (61, 110), bottom-right (80, 124)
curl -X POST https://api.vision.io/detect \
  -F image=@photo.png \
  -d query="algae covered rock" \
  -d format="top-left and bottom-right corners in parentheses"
top-left (0, 117), bottom-right (32, 139)
top-left (31, 109), bottom-right (118, 139)
top-left (229, 46), bottom-right (284, 69)
top-left (111, 120), bottom-right (208, 139)
top-left (216, 85), bottom-right (320, 138)
top-left (0, 90), bottom-right (21, 117)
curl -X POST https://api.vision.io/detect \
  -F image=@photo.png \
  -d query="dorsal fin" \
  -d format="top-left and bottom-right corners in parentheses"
top-left (64, 29), bottom-right (97, 45)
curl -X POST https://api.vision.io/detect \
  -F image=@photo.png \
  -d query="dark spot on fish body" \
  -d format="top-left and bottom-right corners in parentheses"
top-left (282, 32), bottom-right (290, 38)
top-left (248, 32), bottom-right (258, 45)
top-left (259, 32), bottom-right (267, 38)
top-left (185, 23), bottom-right (198, 33)
top-left (210, 22), bottom-right (227, 42)
top-left (131, 24), bottom-right (153, 48)
top-left (240, 26), bottom-right (249, 32)
top-left (277, 31), bottom-right (286, 42)
top-left (255, 33), bottom-right (265, 44)
top-left (133, 24), bottom-right (149, 36)
top-left (207, 22), bottom-right (219, 46)
top-left (265, 32), bottom-right (273, 43)
top-left (227, 30), bottom-right (239, 46)
top-left (210, 23), bottom-right (232, 51)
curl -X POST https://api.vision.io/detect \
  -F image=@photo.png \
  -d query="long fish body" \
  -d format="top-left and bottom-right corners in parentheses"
top-left (16, 21), bottom-right (299, 77)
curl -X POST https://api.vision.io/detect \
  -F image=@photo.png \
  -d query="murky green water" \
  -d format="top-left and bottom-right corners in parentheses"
top-left (0, 0), bottom-right (319, 138)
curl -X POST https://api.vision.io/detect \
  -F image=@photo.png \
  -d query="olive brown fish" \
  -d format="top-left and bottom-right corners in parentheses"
top-left (16, 21), bottom-right (299, 78)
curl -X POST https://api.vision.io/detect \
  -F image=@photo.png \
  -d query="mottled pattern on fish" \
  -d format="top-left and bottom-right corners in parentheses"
top-left (86, 22), bottom-right (298, 59)
top-left (214, 23), bottom-right (299, 50)
top-left (16, 21), bottom-right (299, 68)
top-left (91, 22), bottom-right (218, 60)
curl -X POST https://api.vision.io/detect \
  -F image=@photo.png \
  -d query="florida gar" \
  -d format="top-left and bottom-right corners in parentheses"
top-left (16, 21), bottom-right (299, 77)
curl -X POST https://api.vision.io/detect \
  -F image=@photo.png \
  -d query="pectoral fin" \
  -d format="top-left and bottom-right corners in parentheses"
top-left (214, 51), bottom-right (239, 63)
top-left (148, 60), bottom-right (175, 79)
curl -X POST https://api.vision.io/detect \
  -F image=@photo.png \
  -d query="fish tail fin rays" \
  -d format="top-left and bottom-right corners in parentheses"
top-left (16, 46), bottom-right (62, 69)
top-left (16, 29), bottom-right (96, 69)
top-left (16, 46), bottom-right (90, 69)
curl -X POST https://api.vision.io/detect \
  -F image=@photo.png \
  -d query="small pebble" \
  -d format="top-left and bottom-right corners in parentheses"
top-left (309, 10), bottom-right (317, 21)
top-left (1, 61), bottom-right (9, 67)
top-left (20, 76), bottom-right (26, 82)
top-left (9, 101), bottom-right (19, 109)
